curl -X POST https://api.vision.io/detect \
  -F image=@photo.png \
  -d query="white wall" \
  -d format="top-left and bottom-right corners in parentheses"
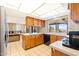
top-left (68, 19), bottom-right (79, 31)
top-left (68, 10), bottom-right (79, 31)
top-left (5, 7), bottom-right (26, 24)
top-left (6, 16), bottom-right (25, 24)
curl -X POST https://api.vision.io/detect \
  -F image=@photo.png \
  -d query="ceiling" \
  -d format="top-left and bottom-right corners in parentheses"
top-left (0, 0), bottom-right (68, 20)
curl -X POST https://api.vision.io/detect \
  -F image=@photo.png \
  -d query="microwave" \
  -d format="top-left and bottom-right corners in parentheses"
top-left (62, 31), bottom-right (79, 50)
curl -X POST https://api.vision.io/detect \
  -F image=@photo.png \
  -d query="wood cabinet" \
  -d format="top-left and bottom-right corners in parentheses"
top-left (30, 35), bottom-right (35, 48)
top-left (22, 34), bottom-right (44, 50)
top-left (35, 35), bottom-right (40, 45)
top-left (40, 35), bottom-right (44, 44)
top-left (69, 3), bottom-right (79, 22)
top-left (8, 34), bottom-right (20, 42)
top-left (50, 35), bottom-right (63, 43)
top-left (56, 35), bottom-right (63, 41)
top-left (26, 16), bottom-right (34, 26)
top-left (38, 20), bottom-right (42, 27)
top-left (22, 35), bottom-right (31, 49)
top-left (34, 19), bottom-right (38, 26)
top-left (50, 35), bottom-right (56, 43)
top-left (41, 20), bottom-right (45, 27)
top-left (35, 34), bottom-right (44, 46)
top-left (25, 16), bottom-right (45, 27)
top-left (51, 49), bottom-right (67, 56)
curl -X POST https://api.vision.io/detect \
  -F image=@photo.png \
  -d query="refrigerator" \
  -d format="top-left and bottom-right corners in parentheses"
top-left (0, 6), bottom-right (7, 56)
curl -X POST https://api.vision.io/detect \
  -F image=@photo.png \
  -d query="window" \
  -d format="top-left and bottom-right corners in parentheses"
top-left (49, 24), bottom-right (56, 32)
top-left (58, 23), bottom-right (68, 33)
top-left (49, 23), bottom-right (68, 33)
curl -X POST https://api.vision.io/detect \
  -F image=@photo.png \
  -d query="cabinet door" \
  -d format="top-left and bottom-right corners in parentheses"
top-left (30, 35), bottom-right (35, 48)
top-left (22, 35), bottom-right (31, 49)
top-left (69, 3), bottom-right (79, 22)
top-left (41, 20), bottom-right (45, 27)
top-left (34, 19), bottom-right (38, 26)
top-left (38, 20), bottom-right (41, 27)
top-left (39, 35), bottom-right (44, 44)
top-left (56, 36), bottom-right (63, 41)
top-left (26, 17), bottom-right (34, 26)
top-left (37, 35), bottom-right (41, 45)
top-left (35, 35), bottom-right (39, 45)
top-left (51, 49), bottom-right (67, 56)
top-left (50, 35), bottom-right (56, 43)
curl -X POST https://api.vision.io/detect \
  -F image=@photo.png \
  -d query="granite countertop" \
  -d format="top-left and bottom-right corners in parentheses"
top-left (9, 33), bottom-right (21, 36)
top-left (21, 33), bottom-right (43, 35)
top-left (21, 32), bottom-right (69, 37)
top-left (49, 41), bottom-right (79, 56)
top-left (45, 32), bottom-right (69, 37)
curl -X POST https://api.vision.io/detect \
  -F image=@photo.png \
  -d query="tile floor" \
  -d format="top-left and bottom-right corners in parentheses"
top-left (7, 41), bottom-right (51, 56)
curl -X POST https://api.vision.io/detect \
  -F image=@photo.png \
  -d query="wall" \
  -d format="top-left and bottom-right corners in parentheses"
top-left (5, 7), bottom-right (27, 32)
top-left (6, 16), bottom-right (25, 24)
top-left (68, 8), bottom-right (79, 31)
top-left (45, 16), bottom-right (68, 33)
top-left (5, 7), bottom-right (26, 24)
top-left (68, 18), bottom-right (79, 31)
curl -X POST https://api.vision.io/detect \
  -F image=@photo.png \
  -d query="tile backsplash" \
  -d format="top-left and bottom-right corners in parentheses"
top-left (68, 19), bottom-right (79, 31)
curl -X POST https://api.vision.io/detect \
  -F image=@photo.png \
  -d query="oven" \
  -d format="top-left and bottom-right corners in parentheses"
top-left (69, 31), bottom-right (79, 49)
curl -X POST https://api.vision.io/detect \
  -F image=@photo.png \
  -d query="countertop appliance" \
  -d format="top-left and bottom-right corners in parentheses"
top-left (62, 31), bottom-right (79, 50)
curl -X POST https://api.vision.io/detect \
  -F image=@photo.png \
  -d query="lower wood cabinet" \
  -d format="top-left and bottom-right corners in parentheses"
top-left (8, 34), bottom-right (20, 42)
top-left (22, 35), bottom-right (31, 49)
top-left (50, 35), bottom-right (63, 43)
top-left (22, 34), bottom-right (44, 50)
top-left (56, 35), bottom-right (63, 41)
top-left (30, 35), bottom-right (35, 48)
top-left (51, 48), bottom-right (67, 56)
top-left (35, 35), bottom-right (40, 46)
top-left (37, 35), bottom-right (44, 45)
top-left (50, 35), bottom-right (56, 44)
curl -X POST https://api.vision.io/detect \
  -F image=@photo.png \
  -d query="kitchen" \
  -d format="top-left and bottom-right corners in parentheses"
top-left (0, 1), bottom-right (79, 56)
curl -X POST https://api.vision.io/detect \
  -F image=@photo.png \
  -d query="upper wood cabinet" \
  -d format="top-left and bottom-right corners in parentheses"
top-left (26, 16), bottom-right (34, 26)
top-left (34, 19), bottom-right (38, 26)
top-left (38, 19), bottom-right (42, 27)
top-left (25, 16), bottom-right (45, 27)
top-left (41, 20), bottom-right (45, 27)
top-left (69, 3), bottom-right (79, 22)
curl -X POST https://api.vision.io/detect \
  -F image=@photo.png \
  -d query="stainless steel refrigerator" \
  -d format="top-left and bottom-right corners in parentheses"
top-left (0, 6), bottom-right (7, 56)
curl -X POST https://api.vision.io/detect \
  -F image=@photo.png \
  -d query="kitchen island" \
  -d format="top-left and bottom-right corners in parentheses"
top-left (50, 41), bottom-right (79, 56)
top-left (21, 33), bottom-right (44, 50)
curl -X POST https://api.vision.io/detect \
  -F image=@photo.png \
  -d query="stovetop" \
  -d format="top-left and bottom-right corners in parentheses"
top-left (62, 44), bottom-right (79, 50)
